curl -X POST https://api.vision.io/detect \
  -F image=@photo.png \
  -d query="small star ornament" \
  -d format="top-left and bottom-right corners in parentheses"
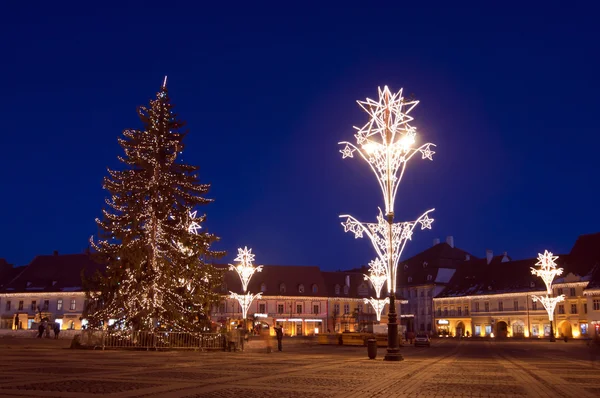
top-left (419, 215), bottom-right (434, 230)
top-left (340, 144), bottom-right (355, 159)
top-left (420, 146), bottom-right (435, 160)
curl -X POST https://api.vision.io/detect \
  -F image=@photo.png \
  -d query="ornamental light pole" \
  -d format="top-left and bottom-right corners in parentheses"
top-left (229, 247), bottom-right (263, 330)
top-left (531, 250), bottom-right (565, 342)
top-left (339, 86), bottom-right (436, 361)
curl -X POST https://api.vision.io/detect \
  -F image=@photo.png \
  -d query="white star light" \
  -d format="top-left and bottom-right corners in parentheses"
top-left (230, 292), bottom-right (263, 320)
top-left (338, 86), bottom-right (436, 215)
top-left (530, 250), bottom-right (563, 294)
top-left (229, 246), bottom-right (262, 293)
top-left (420, 145), bottom-right (435, 160)
top-left (364, 297), bottom-right (390, 322)
top-left (364, 258), bottom-right (387, 298)
top-left (188, 211), bottom-right (201, 234)
top-left (531, 294), bottom-right (565, 322)
top-left (340, 208), bottom-right (434, 293)
top-left (340, 144), bottom-right (355, 159)
top-left (419, 214), bottom-right (434, 230)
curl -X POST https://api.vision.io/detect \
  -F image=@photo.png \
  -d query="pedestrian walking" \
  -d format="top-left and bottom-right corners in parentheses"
top-left (275, 325), bottom-right (283, 352)
top-left (53, 323), bottom-right (60, 339)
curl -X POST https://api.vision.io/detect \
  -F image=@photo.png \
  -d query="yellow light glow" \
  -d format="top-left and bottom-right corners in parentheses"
top-left (362, 142), bottom-right (377, 154)
top-left (490, 332), bottom-right (495, 338)
top-left (573, 330), bottom-right (580, 338)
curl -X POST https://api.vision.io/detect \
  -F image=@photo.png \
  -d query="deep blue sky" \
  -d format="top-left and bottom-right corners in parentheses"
top-left (1, 2), bottom-right (599, 268)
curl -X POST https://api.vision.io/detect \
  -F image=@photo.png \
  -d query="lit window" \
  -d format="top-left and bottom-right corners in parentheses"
top-left (296, 304), bottom-right (302, 314)
top-left (279, 283), bottom-right (286, 293)
top-left (70, 299), bottom-right (76, 311)
top-left (57, 299), bottom-right (63, 311)
top-left (260, 283), bottom-right (267, 292)
top-left (343, 304), bottom-right (350, 314)
top-left (312, 284), bottom-right (318, 294)
top-left (594, 299), bottom-right (600, 311)
top-left (277, 304), bottom-right (284, 314)
top-left (334, 284), bottom-right (340, 295)
top-left (298, 284), bottom-right (305, 293)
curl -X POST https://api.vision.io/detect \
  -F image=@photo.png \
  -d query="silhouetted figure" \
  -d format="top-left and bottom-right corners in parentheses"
top-left (53, 323), bottom-right (60, 339)
top-left (275, 326), bottom-right (283, 352)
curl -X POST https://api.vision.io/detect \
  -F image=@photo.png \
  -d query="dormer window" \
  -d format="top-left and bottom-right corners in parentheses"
top-left (408, 277), bottom-right (412, 283)
top-left (423, 262), bottom-right (428, 268)
top-left (530, 281), bottom-right (535, 288)
top-left (260, 283), bottom-right (267, 292)
top-left (334, 284), bottom-right (341, 295)
top-left (404, 264), bottom-right (408, 270)
top-left (427, 275), bottom-right (432, 281)
top-left (279, 283), bottom-right (286, 293)
top-left (52, 281), bottom-right (58, 286)
top-left (343, 285), bottom-right (349, 295)
top-left (26, 282), bottom-right (32, 287)
top-left (312, 284), bottom-right (318, 294)
top-left (298, 284), bottom-right (305, 293)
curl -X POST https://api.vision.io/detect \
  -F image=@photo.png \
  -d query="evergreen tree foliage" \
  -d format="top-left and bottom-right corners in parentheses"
top-left (87, 82), bottom-right (224, 331)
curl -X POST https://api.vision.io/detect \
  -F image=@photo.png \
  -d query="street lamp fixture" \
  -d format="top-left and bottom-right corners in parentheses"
top-left (339, 86), bottom-right (436, 361)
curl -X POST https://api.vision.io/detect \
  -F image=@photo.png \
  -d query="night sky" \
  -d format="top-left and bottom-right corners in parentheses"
top-left (1, 2), bottom-right (599, 268)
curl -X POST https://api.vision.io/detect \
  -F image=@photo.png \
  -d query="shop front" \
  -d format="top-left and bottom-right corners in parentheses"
top-left (436, 319), bottom-right (450, 336)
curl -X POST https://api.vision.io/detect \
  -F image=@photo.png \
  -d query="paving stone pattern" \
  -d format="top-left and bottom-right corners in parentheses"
top-left (0, 338), bottom-right (598, 397)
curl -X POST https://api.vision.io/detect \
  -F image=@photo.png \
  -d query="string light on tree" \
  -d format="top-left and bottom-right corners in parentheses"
top-left (530, 250), bottom-right (565, 342)
top-left (87, 77), bottom-right (224, 332)
top-left (338, 86), bottom-right (436, 361)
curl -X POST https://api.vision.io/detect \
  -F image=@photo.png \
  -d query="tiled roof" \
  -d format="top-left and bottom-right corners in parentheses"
top-left (0, 259), bottom-right (22, 289)
top-left (566, 232), bottom-right (600, 276)
top-left (217, 264), bottom-right (329, 298)
top-left (1, 253), bottom-right (104, 293)
top-left (398, 243), bottom-right (476, 287)
top-left (436, 257), bottom-right (564, 298)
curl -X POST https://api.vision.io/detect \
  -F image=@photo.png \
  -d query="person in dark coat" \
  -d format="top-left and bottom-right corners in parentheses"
top-left (53, 323), bottom-right (60, 339)
top-left (275, 325), bottom-right (283, 352)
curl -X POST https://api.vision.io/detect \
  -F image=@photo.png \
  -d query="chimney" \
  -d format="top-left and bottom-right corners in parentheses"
top-left (345, 275), bottom-right (350, 287)
top-left (53, 250), bottom-right (59, 256)
top-left (501, 251), bottom-right (510, 263)
top-left (446, 236), bottom-right (454, 248)
top-left (486, 250), bottom-right (493, 265)
top-left (433, 238), bottom-right (440, 246)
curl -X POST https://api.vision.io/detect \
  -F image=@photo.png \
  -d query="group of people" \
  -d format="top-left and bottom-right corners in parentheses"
top-left (37, 319), bottom-right (60, 339)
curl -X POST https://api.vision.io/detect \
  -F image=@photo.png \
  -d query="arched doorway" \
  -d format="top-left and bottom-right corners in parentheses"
top-left (496, 321), bottom-right (508, 338)
top-left (456, 321), bottom-right (465, 337)
top-left (558, 321), bottom-right (573, 338)
top-left (512, 321), bottom-right (525, 338)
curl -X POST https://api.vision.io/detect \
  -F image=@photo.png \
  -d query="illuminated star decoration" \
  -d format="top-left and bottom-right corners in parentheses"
top-left (530, 250), bottom-right (562, 294)
top-left (230, 292), bottom-right (263, 321)
top-left (229, 246), bottom-right (263, 293)
top-left (338, 86), bottom-right (436, 216)
top-left (531, 295), bottom-right (565, 322)
top-left (229, 246), bottom-right (263, 321)
top-left (340, 207), bottom-right (434, 293)
top-left (364, 258), bottom-right (388, 298)
top-left (187, 210), bottom-right (201, 235)
top-left (530, 250), bottom-right (565, 323)
top-left (364, 297), bottom-right (390, 322)
top-left (340, 145), bottom-right (355, 159)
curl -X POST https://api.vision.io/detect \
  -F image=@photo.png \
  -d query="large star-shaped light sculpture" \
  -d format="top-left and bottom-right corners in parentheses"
top-left (338, 86), bottom-right (436, 216)
top-left (229, 246), bottom-right (263, 293)
top-left (531, 250), bottom-right (563, 294)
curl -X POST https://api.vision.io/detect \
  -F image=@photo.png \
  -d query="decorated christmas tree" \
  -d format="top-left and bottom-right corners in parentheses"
top-left (87, 78), bottom-right (224, 332)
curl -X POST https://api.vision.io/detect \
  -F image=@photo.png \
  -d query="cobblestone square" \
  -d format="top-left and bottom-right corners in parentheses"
top-left (0, 338), bottom-right (598, 397)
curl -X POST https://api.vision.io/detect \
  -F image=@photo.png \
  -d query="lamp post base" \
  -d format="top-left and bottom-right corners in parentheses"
top-left (384, 350), bottom-right (404, 361)
top-left (549, 320), bottom-right (555, 342)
